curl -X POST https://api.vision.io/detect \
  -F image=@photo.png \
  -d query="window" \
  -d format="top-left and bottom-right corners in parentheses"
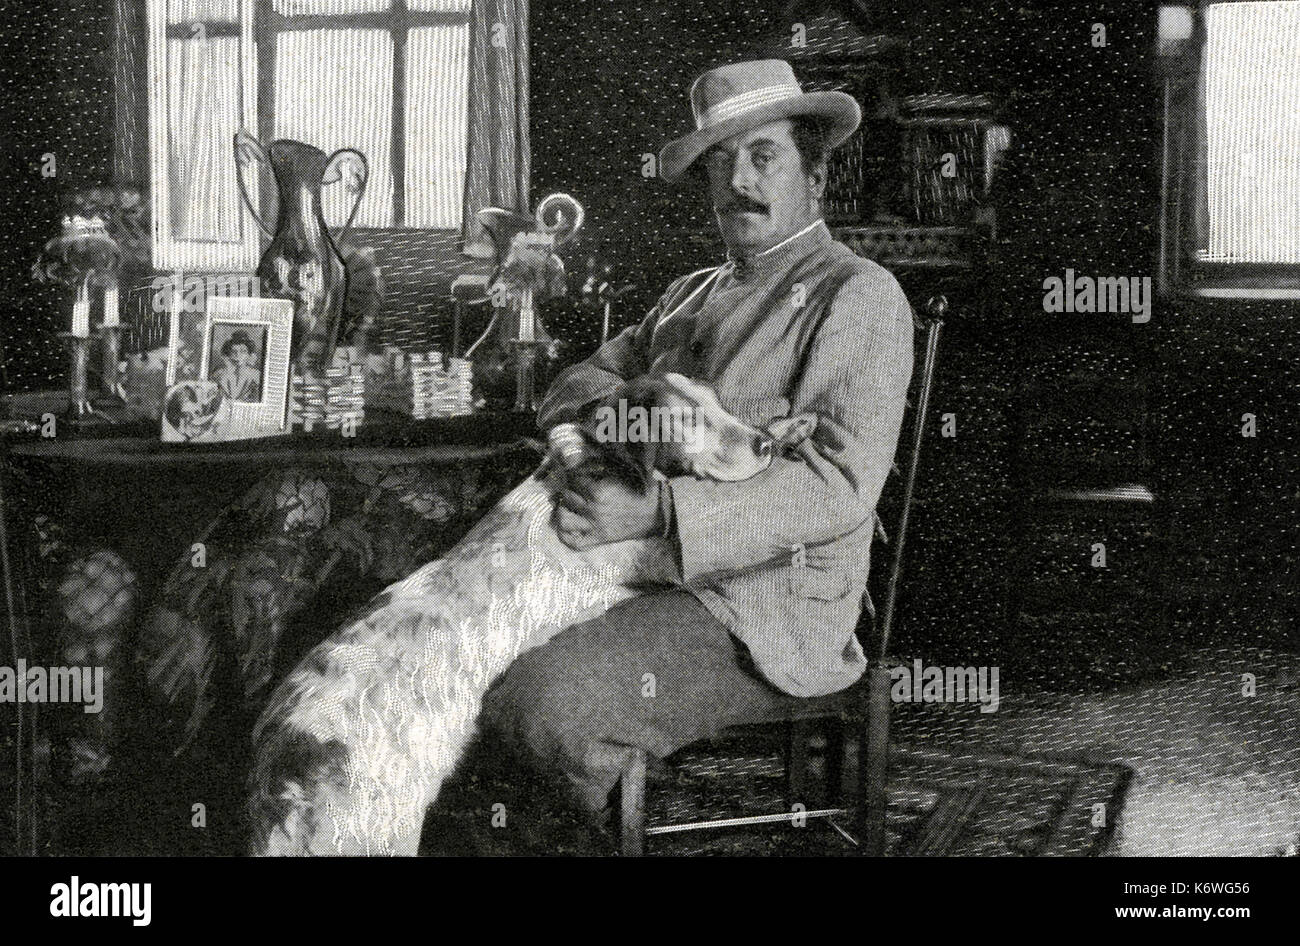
top-left (147, 0), bottom-right (472, 272)
top-left (1159, 2), bottom-right (1300, 297)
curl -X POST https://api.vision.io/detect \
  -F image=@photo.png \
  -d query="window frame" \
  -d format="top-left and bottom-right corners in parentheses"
top-left (254, 0), bottom-right (473, 231)
top-left (1159, 0), bottom-right (1300, 300)
top-left (147, 0), bottom-right (474, 273)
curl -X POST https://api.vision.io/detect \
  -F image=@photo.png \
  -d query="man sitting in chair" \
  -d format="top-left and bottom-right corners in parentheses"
top-left (475, 59), bottom-right (915, 851)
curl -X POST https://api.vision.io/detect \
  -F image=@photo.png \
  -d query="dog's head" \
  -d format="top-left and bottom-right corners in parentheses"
top-left (547, 373), bottom-right (817, 488)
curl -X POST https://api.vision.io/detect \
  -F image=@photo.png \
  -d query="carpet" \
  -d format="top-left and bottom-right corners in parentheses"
top-left (645, 739), bottom-right (1132, 857)
top-left (892, 645), bottom-right (1300, 857)
top-left (646, 644), bottom-right (1300, 857)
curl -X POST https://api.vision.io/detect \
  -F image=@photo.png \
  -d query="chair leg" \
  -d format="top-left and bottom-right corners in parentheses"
top-left (824, 715), bottom-right (845, 805)
top-left (784, 719), bottom-right (812, 808)
top-left (619, 748), bottom-right (647, 857)
top-left (859, 663), bottom-right (893, 855)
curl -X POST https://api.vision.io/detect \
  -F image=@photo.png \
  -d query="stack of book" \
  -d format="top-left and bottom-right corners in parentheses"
top-left (369, 348), bottom-right (474, 419)
top-left (289, 349), bottom-right (366, 432)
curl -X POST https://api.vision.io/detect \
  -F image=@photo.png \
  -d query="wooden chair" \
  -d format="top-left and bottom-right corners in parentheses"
top-left (616, 297), bottom-right (947, 856)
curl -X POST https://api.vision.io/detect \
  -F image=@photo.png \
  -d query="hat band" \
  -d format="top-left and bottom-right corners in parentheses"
top-left (695, 84), bottom-right (803, 131)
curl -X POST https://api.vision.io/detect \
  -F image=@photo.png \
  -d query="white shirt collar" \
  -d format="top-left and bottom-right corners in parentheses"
top-left (755, 219), bottom-right (824, 259)
top-left (726, 219), bottom-right (827, 277)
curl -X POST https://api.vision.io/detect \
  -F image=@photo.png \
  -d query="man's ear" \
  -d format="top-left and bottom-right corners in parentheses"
top-left (767, 412), bottom-right (818, 448)
top-left (807, 160), bottom-right (828, 201)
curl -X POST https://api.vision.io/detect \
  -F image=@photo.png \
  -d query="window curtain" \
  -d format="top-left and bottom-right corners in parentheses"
top-left (168, 33), bottom-right (244, 241)
top-left (1155, 4), bottom-right (1206, 284)
top-left (1185, 1), bottom-right (1300, 265)
top-left (113, 0), bottom-right (149, 189)
top-left (1187, 9), bottom-right (1209, 265)
top-left (460, 0), bottom-right (530, 257)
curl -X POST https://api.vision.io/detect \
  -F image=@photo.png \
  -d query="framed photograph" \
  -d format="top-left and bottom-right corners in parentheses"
top-left (197, 295), bottom-right (294, 440)
top-left (163, 282), bottom-right (206, 388)
top-left (207, 322), bottom-right (269, 404)
top-left (160, 380), bottom-right (230, 443)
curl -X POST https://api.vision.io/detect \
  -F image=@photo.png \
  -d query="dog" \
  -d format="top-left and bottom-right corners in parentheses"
top-left (247, 373), bottom-right (817, 855)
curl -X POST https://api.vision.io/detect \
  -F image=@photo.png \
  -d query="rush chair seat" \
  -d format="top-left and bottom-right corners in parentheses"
top-left (616, 297), bottom-right (946, 856)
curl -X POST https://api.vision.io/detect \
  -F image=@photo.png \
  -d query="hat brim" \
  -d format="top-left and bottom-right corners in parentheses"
top-left (659, 90), bottom-right (861, 184)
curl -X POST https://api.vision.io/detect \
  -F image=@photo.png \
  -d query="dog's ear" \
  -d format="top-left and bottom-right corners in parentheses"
top-left (622, 436), bottom-right (660, 491)
top-left (612, 374), bottom-right (663, 411)
top-left (767, 412), bottom-right (819, 450)
top-left (586, 376), bottom-right (666, 491)
top-left (544, 417), bottom-right (656, 494)
top-left (589, 434), bottom-right (659, 493)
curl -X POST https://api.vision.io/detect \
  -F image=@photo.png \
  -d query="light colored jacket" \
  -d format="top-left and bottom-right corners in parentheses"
top-left (538, 221), bottom-right (914, 697)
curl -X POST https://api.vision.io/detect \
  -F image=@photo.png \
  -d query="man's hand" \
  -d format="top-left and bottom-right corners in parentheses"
top-left (553, 470), bottom-right (662, 550)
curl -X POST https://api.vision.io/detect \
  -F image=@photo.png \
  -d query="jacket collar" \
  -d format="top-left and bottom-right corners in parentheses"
top-left (725, 219), bottom-right (830, 281)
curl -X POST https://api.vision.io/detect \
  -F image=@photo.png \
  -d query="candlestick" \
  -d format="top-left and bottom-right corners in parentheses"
top-left (513, 341), bottom-right (538, 413)
top-left (518, 290), bottom-right (535, 342)
top-left (99, 323), bottom-right (122, 399)
top-left (62, 333), bottom-right (92, 416)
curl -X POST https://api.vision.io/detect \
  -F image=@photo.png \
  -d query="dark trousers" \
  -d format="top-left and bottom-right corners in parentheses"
top-left (425, 589), bottom-right (796, 854)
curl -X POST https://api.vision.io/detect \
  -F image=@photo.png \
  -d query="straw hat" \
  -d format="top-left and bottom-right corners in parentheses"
top-left (659, 59), bottom-right (860, 183)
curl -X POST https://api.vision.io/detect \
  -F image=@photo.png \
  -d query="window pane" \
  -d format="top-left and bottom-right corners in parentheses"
top-left (167, 0), bottom-right (239, 24)
top-left (406, 25), bottom-right (469, 229)
top-left (273, 0), bottom-right (391, 15)
top-left (167, 35), bottom-right (244, 242)
top-left (274, 29), bottom-right (395, 228)
top-left (1202, 1), bottom-right (1300, 263)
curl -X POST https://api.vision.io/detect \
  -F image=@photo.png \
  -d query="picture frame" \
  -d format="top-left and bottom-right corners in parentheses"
top-left (160, 379), bottom-right (230, 444)
top-left (163, 278), bottom-right (207, 389)
top-left (201, 295), bottom-right (293, 440)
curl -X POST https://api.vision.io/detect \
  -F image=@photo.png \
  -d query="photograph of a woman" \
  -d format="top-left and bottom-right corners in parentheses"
top-left (209, 324), bottom-right (267, 403)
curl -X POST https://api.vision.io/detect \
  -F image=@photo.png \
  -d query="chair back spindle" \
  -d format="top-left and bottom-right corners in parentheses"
top-left (875, 295), bottom-right (945, 661)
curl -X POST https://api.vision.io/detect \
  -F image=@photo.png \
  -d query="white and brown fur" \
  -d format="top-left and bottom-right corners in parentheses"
top-left (247, 373), bottom-right (815, 855)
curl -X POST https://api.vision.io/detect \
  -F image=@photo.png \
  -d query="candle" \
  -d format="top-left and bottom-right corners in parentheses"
top-left (518, 290), bottom-right (535, 342)
top-left (103, 284), bottom-right (120, 328)
top-left (72, 282), bottom-right (90, 338)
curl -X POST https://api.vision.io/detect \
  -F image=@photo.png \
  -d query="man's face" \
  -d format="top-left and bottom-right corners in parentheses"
top-left (702, 119), bottom-right (824, 257)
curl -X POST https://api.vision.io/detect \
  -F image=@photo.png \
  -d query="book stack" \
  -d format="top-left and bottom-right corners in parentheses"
top-left (370, 348), bottom-right (474, 419)
top-left (289, 350), bottom-right (366, 432)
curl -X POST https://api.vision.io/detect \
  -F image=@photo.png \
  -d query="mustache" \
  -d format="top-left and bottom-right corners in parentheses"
top-left (717, 196), bottom-right (769, 215)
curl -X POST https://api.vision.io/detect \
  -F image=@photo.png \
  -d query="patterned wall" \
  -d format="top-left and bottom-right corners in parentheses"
top-left (1, 0), bottom-right (117, 392)
top-left (1, 0), bottom-right (1294, 657)
top-left (528, 0), bottom-right (1296, 662)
